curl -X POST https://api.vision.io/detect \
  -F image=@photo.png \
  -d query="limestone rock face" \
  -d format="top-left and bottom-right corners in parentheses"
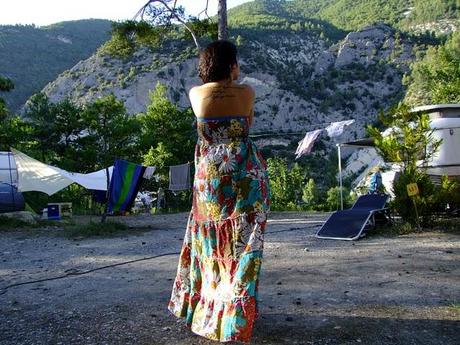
top-left (42, 24), bottom-right (415, 147)
top-left (313, 50), bottom-right (335, 76)
top-left (335, 24), bottom-right (399, 68)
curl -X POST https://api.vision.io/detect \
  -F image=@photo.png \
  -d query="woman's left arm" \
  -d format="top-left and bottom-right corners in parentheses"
top-left (247, 85), bottom-right (255, 126)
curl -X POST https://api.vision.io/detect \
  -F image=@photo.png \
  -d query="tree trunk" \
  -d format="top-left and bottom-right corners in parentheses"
top-left (217, 0), bottom-right (228, 40)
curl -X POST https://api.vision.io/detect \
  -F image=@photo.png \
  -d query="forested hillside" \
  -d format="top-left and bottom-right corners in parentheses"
top-left (230, 0), bottom-right (460, 32)
top-left (0, 19), bottom-right (112, 112)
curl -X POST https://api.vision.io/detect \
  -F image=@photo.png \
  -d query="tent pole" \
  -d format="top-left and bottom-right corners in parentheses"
top-left (337, 144), bottom-right (344, 210)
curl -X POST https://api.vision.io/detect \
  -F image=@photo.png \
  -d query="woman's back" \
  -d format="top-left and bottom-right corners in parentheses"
top-left (189, 81), bottom-right (255, 122)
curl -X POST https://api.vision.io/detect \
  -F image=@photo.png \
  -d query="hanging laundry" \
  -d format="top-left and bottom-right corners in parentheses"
top-left (143, 166), bottom-right (156, 179)
top-left (108, 159), bottom-right (146, 213)
top-left (325, 119), bottom-right (355, 138)
top-left (169, 163), bottom-right (190, 191)
top-left (295, 129), bottom-right (323, 159)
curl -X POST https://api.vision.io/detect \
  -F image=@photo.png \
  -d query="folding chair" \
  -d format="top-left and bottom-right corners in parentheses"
top-left (316, 194), bottom-right (390, 241)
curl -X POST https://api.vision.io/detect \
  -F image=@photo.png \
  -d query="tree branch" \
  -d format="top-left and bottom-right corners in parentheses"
top-left (197, 0), bottom-right (211, 20)
top-left (136, 0), bottom-right (200, 49)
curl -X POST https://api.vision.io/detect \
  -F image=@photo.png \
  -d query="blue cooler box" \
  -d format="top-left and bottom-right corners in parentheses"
top-left (47, 204), bottom-right (60, 220)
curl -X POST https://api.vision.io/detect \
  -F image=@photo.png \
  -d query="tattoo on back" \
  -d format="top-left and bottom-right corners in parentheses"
top-left (204, 86), bottom-right (246, 101)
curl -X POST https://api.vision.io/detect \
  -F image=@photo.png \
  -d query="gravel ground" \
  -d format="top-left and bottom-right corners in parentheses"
top-left (0, 212), bottom-right (459, 345)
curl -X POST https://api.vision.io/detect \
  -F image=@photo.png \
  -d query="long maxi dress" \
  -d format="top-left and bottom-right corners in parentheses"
top-left (168, 115), bottom-right (271, 343)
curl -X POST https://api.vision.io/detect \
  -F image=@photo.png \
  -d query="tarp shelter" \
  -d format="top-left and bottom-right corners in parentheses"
top-left (11, 148), bottom-right (113, 195)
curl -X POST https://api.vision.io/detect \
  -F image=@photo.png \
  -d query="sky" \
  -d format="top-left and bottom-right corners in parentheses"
top-left (0, 0), bottom-right (252, 26)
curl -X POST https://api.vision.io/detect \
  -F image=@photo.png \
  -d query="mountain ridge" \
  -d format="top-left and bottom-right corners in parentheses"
top-left (0, 19), bottom-right (112, 112)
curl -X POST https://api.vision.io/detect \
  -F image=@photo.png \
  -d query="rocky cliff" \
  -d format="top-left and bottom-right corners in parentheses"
top-left (42, 23), bottom-right (414, 149)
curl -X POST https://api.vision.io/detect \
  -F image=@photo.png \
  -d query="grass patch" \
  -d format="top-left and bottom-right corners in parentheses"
top-left (63, 221), bottom-right (129, 238)
top-left (0, 215), bottom-right (77, 234)
top-left (368, 216), bottom-right (460, 238)
top-left (0, 215), bottom-right (33, 230)
top-left (431, 217), bottom-right (460, 234)
top-left (367, 221), bottom-right (414, 237)
top-left (450, 302), bottom-right (460, 311)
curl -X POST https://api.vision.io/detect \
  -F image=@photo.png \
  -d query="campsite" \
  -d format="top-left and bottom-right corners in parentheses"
top-left (1, 212), bottom-right (459, 345)
top-left (1, 0), bottom-right (460, 344)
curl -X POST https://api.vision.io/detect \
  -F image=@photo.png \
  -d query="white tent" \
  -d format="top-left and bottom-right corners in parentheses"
top-left (11, 148), bottom-right (113, 195)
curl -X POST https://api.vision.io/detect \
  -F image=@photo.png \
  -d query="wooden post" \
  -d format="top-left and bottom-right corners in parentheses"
top-left (407, 183), bottom-right (420, 230)
top-left (217, 0), bottom-right (228, 40)
top-left (101, 166), bottom-right (110, 223)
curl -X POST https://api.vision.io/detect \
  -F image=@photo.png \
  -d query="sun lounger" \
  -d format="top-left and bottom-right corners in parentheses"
top-left (316, 194), bottom-right (390, 240)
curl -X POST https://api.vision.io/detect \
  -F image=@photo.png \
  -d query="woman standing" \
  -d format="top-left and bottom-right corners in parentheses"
top-left (168, 40), bottom-right (270, 343)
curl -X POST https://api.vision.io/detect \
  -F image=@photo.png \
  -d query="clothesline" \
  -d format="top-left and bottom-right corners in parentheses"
top-left (294, 119), bottom-right (355, 159)
top-left (250, 131), bottom-right (314, 138)
top-left (249, 119), bottom-right (356, 138)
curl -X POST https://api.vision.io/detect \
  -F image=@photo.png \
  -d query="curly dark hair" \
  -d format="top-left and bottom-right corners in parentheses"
top-left (198, 40), bottom-right (238, 83)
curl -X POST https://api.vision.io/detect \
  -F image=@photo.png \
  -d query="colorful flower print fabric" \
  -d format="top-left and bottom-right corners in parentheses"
top-left (168, 116), bottom-right (271, 342)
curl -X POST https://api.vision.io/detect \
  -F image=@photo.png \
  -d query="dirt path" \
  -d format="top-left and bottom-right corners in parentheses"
top-left (1, 212), bottom-right (459, 345)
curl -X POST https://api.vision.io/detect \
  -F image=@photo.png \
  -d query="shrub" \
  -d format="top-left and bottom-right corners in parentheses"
top-left (302, 178), bottom-right (318, 209)
top-left (368, 103), bottom-right (442, 225)
top-left (391, 170), bottom-right (437, 225)
top-left (326, 186), bottom-right (352, 211)
top-left (436, 175), bottom-right (460, 212)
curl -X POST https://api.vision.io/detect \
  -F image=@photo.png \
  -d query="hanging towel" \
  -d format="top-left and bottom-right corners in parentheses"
top-left (325, 119), bottom-right (355, 138)
top-left (108, 159), bottom-right (146, 213)
top-left (143, 166), bottom-right (156, 179)
top-left (295, 129), bottom-right (323, 159)
top-left (169, 163), bottom-right (190, 191)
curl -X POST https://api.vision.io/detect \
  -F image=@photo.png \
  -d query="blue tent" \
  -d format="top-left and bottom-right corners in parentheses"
top-left (0, 152), bottom-right (24, 213)
top-left (0, 182), bottom-right (25, 213)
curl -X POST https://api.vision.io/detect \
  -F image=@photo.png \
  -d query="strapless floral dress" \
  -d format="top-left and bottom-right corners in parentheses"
top-left (168, 116), bottom-right (271, 342)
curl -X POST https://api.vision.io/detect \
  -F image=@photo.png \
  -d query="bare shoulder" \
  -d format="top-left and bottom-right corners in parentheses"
top-left (238, 83), bottom-right (255, 99)
top-left (189, 85), bottom-right (201, 97)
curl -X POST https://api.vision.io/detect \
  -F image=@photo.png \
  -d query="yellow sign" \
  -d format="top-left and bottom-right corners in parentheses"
top-left (407, 183), bottom-right (419, 197)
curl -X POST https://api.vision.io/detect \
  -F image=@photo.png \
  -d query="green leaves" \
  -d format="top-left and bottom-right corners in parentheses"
top-left (0, 75), bottom-right (14, 120)
top-left (266, 158), bottom-right (305, 210)
top-left (367, 103), bottom-right (443, 225)
top-left (22, 93), bottom-right (140, 171)
top-left (368, 104), bottom-right (441, 171)
top-left (405, 32), bottom-right (460, 106)
top-left (81, 94), bottom-right (141, 169)
top-left (100, 21), bottom-right (165, 58)
top-left (302, 178), bottom-right (318, 207)
top-left (0, 76), bottom-right (14, 92)
top-left (139, 83), bottom-right (195, 188)
top-left (0, 115), bottom-right (32, 152)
